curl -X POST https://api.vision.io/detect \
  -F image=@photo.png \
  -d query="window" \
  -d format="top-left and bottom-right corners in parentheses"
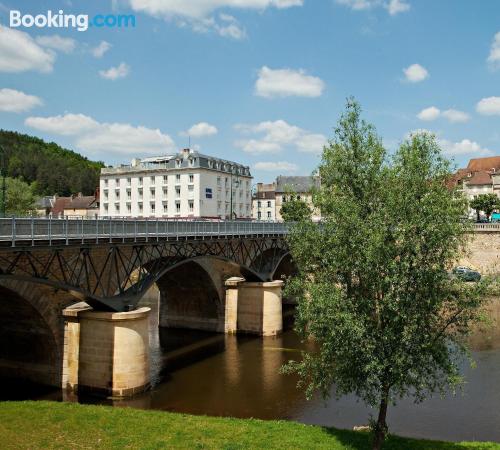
top-left (150, 176), bottom-right (155, 183)
top-left (267, 211), bottom-right (271, 219)
top-left (176, 187), bottom-right (181, 197)
top-left (126, 204), bottom-right (131, 213)
top-left (138, 188), bottom-right (143, 199)
top-left (104, 191), bottom-right (109, 200)
top-left (175, 201), bottom-right (181, 214)
top-left (188, 200), bottom-right (194, 212)
top-left (115, 191), bottom-right (120, 199)
top-left (104, 204), bottom-right (109, 212)
top-left (176, 174), bottom-right (181, 183)
top-left (189, 174), bottom-right (194, 183)
top-left (258, 211), bottom-right (261, 220)
top-left (267, 201), bottom-right (271, 208)
top-left (150, 188), bottom-right (155, 198)
top-left (163, 175), bottom-right (168, 184)
top-left (115, 178), bottom-right (120, 185)
top-left (138, 177), bottom-right (143, 186)
top-left (258, 201), bottom-right (261, 208)
top-left (104, 179), bottom-right (108, 187)
top-left (115, 204), bottom-right (119, 213)
top-left (188, 185), bottom-right (194, 192)
top-left (150, 202), bottom-right (155, 213)
top-left (175, 160), bottom-right (181, 168)
top-left (127, 190), bottom-right (131, 200)
top-left (163, 202), bottom-right (168, 213)
top-left (189, 158), bottom-right (194, 167)
top-left (138, 203), bottom-right (143, 213)
top-left (163, 187), bottom-right (168, 198)
top-left (127, 178), bottom-right (131, 186)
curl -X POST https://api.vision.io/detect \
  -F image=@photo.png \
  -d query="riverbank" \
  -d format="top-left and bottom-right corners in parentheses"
top-left (0, 401), bottom-right (498, 449)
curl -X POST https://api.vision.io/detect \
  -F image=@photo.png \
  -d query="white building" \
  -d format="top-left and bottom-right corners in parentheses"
top-left (252, 182), bottom-right (276, 221)
top-left (100, 149), bottom-right (253, 219)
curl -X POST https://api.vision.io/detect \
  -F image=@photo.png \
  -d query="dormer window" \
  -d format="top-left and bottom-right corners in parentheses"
top-left (176, 159), bottom-right (181, 168)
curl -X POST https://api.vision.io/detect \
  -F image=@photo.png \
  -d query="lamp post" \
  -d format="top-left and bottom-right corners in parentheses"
top-left (230, 170), bottom-right (240, 220)
top-left (0, 145), bottom-right (6, 217)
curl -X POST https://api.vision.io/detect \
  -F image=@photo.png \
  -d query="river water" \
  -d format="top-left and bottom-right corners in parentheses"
top-left (3, 295), bottom-right (500, 443)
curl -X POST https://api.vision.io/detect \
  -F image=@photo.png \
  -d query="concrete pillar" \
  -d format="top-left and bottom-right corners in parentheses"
top-left (224, 277), bottom-right (244, 334)
top-left (62, 305), bottom-right (150, 397)
top-left (237, 280), bottom-right (284, 336)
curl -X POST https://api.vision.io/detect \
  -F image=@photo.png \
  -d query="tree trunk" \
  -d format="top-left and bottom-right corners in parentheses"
top-left (372, 393), bottom-right (389, 450)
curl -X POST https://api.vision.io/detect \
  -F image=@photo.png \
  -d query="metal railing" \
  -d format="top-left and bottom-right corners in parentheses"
top-left (0, 217), bottom-right (289, 247)
top-left (472, 223), bottom-right (500, 231)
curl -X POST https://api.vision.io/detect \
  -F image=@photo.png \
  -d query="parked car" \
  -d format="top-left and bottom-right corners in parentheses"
top-left (452, 266), bottom-right (481, 282)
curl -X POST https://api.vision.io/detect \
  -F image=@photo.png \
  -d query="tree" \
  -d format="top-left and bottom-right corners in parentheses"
top-left (282, 100), bottom-right (486, 450)
top-left (280, 193), bottom-right (312, 222)
top-left (5, 177), bottom-right (37, 216)
top-left (470, 193), bottom-right (499, 221)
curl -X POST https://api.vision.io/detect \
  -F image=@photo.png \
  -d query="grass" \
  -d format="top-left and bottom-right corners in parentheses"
top-left (0, 401), bottom-right (498, 450)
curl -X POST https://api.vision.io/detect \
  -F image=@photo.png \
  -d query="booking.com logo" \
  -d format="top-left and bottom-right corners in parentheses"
top-left (9, 10), bottom-right (136, 32)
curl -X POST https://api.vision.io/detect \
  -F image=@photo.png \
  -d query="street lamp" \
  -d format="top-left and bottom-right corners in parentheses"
top-left (230, 169), bottom-right (240, 220)
top-left (0, 145), bottom-right (6, 217)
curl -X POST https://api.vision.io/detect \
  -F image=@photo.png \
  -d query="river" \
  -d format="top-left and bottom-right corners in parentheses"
top-left (2, 294), bottom-right (500, 443)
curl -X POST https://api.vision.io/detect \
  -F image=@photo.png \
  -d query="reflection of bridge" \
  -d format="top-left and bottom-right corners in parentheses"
top-left (0, 219), bottom-right (294, 398)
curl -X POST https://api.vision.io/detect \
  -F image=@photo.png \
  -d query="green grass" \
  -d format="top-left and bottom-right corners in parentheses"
top-left (0, 401), bottom-right (498, 449)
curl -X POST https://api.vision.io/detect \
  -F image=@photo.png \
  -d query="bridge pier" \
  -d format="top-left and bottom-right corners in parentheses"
top-left (224, 278), bottom-right (284, 336)
top-left (62, 305), bottom-right (150, 397)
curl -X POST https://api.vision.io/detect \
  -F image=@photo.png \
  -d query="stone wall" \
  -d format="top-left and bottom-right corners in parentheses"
top-left (460, 232), bottom-right (500, 274)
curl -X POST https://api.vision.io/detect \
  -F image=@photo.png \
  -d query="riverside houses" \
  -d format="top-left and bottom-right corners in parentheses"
top-left (100, 148), bottom-right (253, 219)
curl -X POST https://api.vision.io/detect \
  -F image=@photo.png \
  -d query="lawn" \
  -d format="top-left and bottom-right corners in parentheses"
top-left (0, 401), bottom-right (498, 450)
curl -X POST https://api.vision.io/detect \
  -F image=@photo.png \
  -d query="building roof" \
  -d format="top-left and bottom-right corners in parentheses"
top-left (51, 197), bottom-right (72, 215)
top-left (467, 156), bottom-right (500, 172)
top-left (254, 191), bottom-right (275, 200)
top-left (275, 176), bottom-right (319, 194)
top-left (65, 195), bottom-right (98, 210)
top-left (35, 196), bottom-right (54, 209)
top-left (466, 170), bottom-right (492, 186)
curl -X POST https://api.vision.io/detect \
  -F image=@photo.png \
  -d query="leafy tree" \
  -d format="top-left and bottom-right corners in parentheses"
top-left (3, 177), bottom-right (37, 216)
top-left (283, 100), bottom-right (486, 450)
top-left (280, 193), bottom-right (312, 222)
top-left (470, 193), bottom-right (499, 221)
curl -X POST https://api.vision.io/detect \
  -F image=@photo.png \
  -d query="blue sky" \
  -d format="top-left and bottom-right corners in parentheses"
top-left (0, 0), bottom-right (499, 183)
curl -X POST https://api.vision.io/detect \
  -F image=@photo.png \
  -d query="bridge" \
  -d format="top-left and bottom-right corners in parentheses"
top-left (0, 218), bottom-right (294, 398)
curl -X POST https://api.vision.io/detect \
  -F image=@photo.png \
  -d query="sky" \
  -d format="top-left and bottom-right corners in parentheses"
top-left (0, 0), bottom-right (499, 183)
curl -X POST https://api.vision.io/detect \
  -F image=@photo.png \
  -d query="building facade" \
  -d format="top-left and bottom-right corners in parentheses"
top-left (275, 175), bottom-right (321, 222)
top-left (252, 182), bottom-right (276, 221)
top-left (99, 149), bottom-right (253, 219)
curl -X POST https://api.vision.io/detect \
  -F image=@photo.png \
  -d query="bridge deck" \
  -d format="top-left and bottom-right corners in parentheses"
top-left (0, 218), bottom-right (289, 248)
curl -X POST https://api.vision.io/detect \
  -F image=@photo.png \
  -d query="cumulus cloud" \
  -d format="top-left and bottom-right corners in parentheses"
top-left (336, 0), bottom-right (410, 15)
top-left (403, 63), bottom-right (429, 83)
top-left (0, 25), bottom-right (55, 73)
top-left (0, 88), bottom-right (43, 113)
top-left (417, 106), bottom-right (470, 123)
top-left (476, 96), bottom-right (500, 116)
top-left (25, 112), bottom-right (176, 155)
top-left (235, 120), bottom-right (326, 154)
top-left (255, 66), bottom-right (325, 98)
top-left (181, 122), bottom-right (218, 138)
top-left (439, 139), bottom-right (492, 157)
top-left (91, 41), bottom-right (112, 58)
top-left (254, 161), bottom-right (298, 172)
top-left (487, 32), bottom-right (500, 69)
top-left (35, 35), bottom-right (76, 54)
top-left (128, 0), bottom-right (302, 37)
top-left (99, 62), bottom-right (130, 80)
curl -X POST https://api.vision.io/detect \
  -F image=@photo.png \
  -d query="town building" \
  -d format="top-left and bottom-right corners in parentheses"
top-left (99, 148), bottom-right (253, 219)
top-left (252, 182), bottom-right (276, 221)
top-left (35, 193), bottom-right (99, 218)
top-left (275, 175), bottom-right (321, 222)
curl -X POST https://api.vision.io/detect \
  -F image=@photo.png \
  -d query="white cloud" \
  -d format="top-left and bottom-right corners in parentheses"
top-left (255, 66), bottom-right (325, 98)
top-left (386, 0), bottom-right (410, 15)
top-left (235, 119), bottom-right (326, 154)
top-left (439, 139), bottom-right (492, 157)
top-left (403, 63), bottom-right (429, 83)
top-left (182, 122), bottom-right (218, 137)
top-left (0, 88), bottom-right (43, 113)
top-left (0, 25), bottom-right (55, 73)
top-left (35, 35), bottom-right (76, 54)
top-left (441, 109), bottom-right (470, 123)
top-left (25, 113), bottom-right (99, 136)
top-left (476, 96), bottom-right (500, 116)
top-left (417, 106), bottom-right (440, 121)
top-left (487, 32), bottom-right (500, 69)
top-left (99, 62), bottom-right (130, 80)
top-left (417, 106), bottom-right (470, 123)
top-left (336, 0), bottom-right (410, 15)
top-left (254, 161), bottom-right (298, 172)
top-left (91, 41), bottom-right (112, 58)
top-left (128, 0), bottom-right (301, 37)
top-left (25, 113), bottom-right (176, 155)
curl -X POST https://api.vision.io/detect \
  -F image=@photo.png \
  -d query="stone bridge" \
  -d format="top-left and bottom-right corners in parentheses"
top-left (0, 218), bottom-right (295, 397)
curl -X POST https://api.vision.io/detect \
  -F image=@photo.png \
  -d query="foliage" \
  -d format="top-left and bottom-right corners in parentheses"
top-left (282, 99), bottom-right (488, 450)
top-left (281, 192), bottom-right (312, 222)
top-left (470, 193), bottom-right (500, 221)
top-left (0, 130), bottom-right (104, 196)
top-left (0, 401), bottom-right (498, 450)
top-left (3, 177), bottom-right (37, 216)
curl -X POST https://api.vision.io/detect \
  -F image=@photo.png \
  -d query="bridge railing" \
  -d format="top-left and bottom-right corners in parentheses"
top-left (0, 217), bottom-right (289, 247)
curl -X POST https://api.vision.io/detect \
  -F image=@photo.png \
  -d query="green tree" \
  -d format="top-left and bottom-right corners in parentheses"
top-left (280, 193), bottom-right (312, 222)
top-left (470, 193), bottom-right (499, 222)
top-left (5, 177), bottom-right (37, 216)
top-left (283, 100), bottom-right (486, 450)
